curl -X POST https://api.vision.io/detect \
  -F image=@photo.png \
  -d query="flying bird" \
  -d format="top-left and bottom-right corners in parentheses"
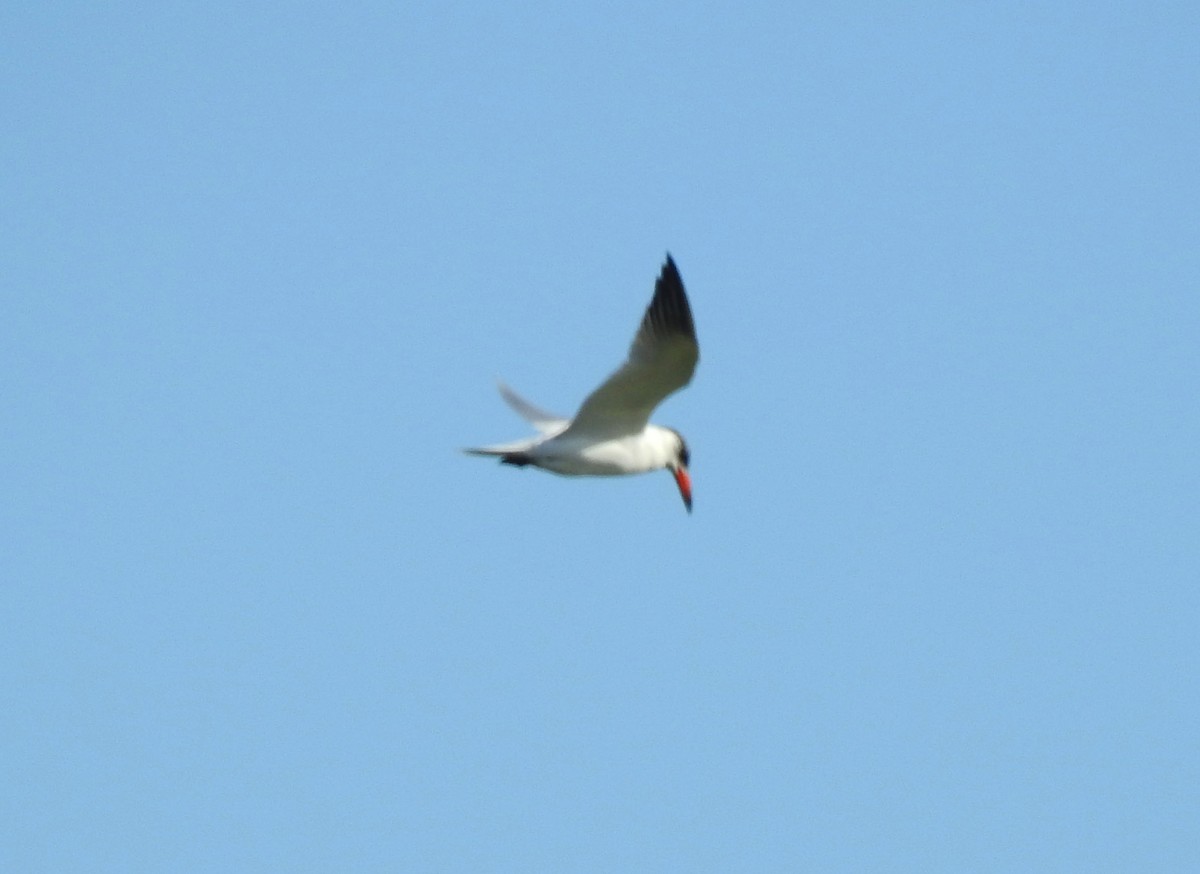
top-left (465, 254), bottom-right (699, 512)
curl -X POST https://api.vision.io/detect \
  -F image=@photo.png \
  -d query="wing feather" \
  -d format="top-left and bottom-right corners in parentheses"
top-left (563, 255), bottom-right (699, 438)
top-left (497, 382), bottom-right (569, 435)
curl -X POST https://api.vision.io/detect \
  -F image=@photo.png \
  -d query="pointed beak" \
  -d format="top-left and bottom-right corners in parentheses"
top-left (672, 466), bottom-right (693, 514)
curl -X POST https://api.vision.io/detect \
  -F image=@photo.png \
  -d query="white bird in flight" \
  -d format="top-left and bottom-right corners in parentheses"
top-left (466, 254), bottom-right (700, 512)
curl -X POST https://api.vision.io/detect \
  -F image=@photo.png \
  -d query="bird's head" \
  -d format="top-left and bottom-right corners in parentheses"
top-left (666, 429), bottom-right (692, 514)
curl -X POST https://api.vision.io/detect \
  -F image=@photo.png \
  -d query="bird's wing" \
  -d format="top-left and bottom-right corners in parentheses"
top-left (497, 382), bottom-right (570, 435)
top-left (562, 255), bottom-right (699, 439)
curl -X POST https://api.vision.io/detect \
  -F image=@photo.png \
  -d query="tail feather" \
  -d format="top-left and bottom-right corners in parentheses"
top-left (466, 386), bottom-right (562, 466)
top-left (463, 435), bottom-right (542, 467)
top-left (463, 445), bottom-right (535, 467)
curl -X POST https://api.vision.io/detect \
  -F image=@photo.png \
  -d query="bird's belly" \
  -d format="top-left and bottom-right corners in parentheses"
top-left (534, 436), bottom-right (658, 477)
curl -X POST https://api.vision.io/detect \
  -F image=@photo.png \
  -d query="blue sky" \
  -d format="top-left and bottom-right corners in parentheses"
top-left (4, 2), bottom-right (1198, 870)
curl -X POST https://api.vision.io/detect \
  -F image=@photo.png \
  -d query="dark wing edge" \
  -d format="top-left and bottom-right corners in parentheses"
top-left (639, 254), bottom-right (697, 352)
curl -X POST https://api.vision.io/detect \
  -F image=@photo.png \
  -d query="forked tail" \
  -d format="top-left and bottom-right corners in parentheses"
top-left (463, 443), bottom-right (538, 467)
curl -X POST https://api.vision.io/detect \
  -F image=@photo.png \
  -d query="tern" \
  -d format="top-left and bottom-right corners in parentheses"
top-left (466, 254), bottom-right (699, 512)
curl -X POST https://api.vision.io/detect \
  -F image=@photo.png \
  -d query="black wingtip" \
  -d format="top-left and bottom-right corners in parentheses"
top-left (662, 252), bottom-right (679, 279)
top-left (647, 253), bottom-right (695, 341)
top-left (658, 253), bottom-right (684, 292)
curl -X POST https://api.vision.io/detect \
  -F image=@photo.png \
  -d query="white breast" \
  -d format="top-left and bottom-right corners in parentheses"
top-left (532, 426), bottom-right (678, 477)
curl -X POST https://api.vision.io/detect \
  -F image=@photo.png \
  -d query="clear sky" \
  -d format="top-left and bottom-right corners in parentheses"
top-left (4, 2), bottom-right (1198, 870)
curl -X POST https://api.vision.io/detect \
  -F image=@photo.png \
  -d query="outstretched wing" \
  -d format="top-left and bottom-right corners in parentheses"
top-left (497, 382), bottom-right (569, 435)
top-left (562, 255), bottom-right (699, 439)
